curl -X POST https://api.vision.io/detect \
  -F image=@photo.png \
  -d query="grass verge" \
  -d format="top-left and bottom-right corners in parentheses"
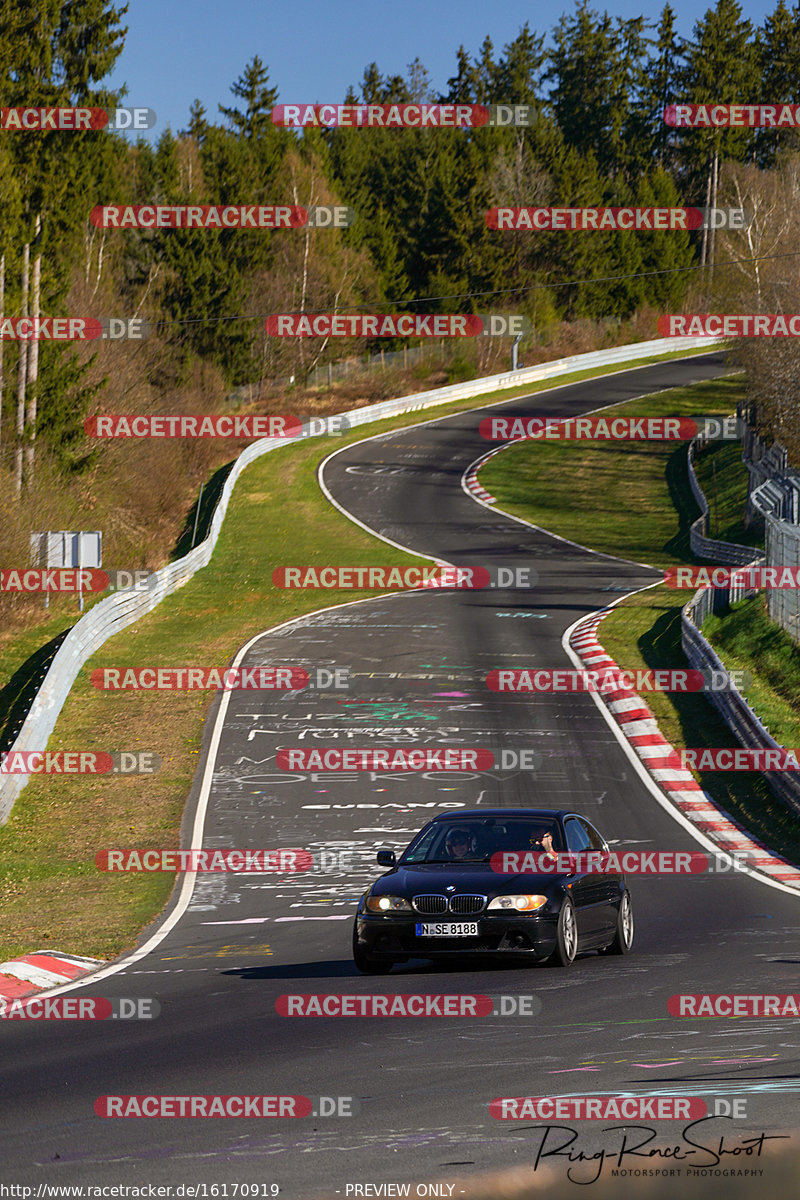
top-left (480, 375), bottom-right (744, 568)
top-left (692, 438), bottom-right (764, 548)
top-left (703, 595), bottom-right (800, 748)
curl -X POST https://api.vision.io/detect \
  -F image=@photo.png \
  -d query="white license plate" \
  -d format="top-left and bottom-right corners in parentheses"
top-left (416, 922), bottom-right (479, 937)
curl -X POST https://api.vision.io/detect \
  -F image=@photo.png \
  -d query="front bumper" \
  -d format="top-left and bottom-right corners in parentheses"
top-left (355, 911), bottom-right (559, 961)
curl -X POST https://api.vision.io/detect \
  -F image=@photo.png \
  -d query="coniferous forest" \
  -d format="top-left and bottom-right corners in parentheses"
top-left (1, 0), bottom-right (800, 613)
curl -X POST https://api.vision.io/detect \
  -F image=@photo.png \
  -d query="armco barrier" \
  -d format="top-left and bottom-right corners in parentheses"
top-left (687, 427), bottom-right (760, 567)
top-left (682, 427), bottom-right (800, 815)
top-left (681, 592), bottom-right (800, 816)
top-left (0, 334), bottom-right (719, 823)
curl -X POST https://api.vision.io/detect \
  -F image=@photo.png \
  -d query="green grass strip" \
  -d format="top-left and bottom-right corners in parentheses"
top-left (692, 439), bottom-right (764, 548)
top-left (480, 376), bottom-right (743, 569)
top-left (703, 596), bottom-right (800, 748)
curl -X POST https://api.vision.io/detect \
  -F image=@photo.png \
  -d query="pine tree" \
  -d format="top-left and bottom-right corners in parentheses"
top-left (409, 133), bottom-right (479, 303)
top-left (0, 0), bottom-right (127, 488)
top-left (215, 56), bottom-right (289, 200)
top-left (634, 167), bottom-right (695, 311)
top-left (218, 56), bottom-right (278, 140)
top-left (444, 46), bottom-right (478, 104)
top-left (204, 59), bottom-right (292, 285)
top-left (546, 2), bottom-right (647, 180)
top-left (0, 140), bottom-right (22, 470)
top-left (143, 130), bottom-right (250, 382)
top-left (495, 23), bottom-right (546, 104)
top-left (678, 0), bottom-right (760, 198)
top-left (474, 37), bottom-right (498, 105)
top-left (542, 141), bottom-right (611, 319)
top-left (369, 205), bottom-right (411, 303)
top-left (614, 15), bottom-right (653, 177)
top-left (55, 0), bottom-right (128, 95)
top-left (756, 1), bottom-right (800, 166)
top-left (645, 5), bottom-right (682, 170)
top-left (185, 99), bottom-right (210, 145)
top-left (360, 63), bottom-right (384, 104)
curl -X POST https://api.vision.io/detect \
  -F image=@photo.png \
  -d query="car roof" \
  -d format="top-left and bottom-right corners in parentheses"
top-left (430, 808), bottom-right (571, 821)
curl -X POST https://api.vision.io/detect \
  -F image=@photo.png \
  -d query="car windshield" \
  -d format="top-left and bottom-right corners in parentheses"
top-left (400, 818), bottom-right (563, 864)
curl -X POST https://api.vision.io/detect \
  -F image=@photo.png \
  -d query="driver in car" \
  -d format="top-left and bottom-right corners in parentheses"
top-left (444, 828), bottom-right (477, 859)
top-left (529, 827), bottom-right (556, 857)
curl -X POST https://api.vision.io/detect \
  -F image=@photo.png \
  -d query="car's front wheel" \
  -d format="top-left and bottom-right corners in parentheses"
top-left (352, 925), bottom-right (393, 974)
top-left (601, 891), bottom-right (634, 955)
top-left (549, 898), bottom-right (577, 967)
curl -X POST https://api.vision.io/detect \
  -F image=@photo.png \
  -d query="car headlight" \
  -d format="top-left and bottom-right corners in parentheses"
top-left (366, 894), bottom-right (411, 913)
top-left (488, 894), bottom-right (548, 912)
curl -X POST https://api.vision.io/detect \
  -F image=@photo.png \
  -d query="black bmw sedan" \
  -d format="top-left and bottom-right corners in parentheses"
top-left (353, 808), bottom-right (634, 973)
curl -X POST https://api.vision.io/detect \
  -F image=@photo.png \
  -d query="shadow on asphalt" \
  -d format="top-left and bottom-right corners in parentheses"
top-left (220, 955), bottom-right (597, 980)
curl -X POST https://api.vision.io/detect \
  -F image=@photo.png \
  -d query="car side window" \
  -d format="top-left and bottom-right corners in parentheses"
top-left (565, 818), bottom-right (592, 852)
top-left (402, 825), bottom-right (438, 863)
top-left (579, 819), bottom-right (607, 851)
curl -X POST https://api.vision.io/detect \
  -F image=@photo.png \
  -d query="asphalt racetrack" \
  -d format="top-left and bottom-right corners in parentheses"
top-left (2, 352), bottom-right (799, 1195)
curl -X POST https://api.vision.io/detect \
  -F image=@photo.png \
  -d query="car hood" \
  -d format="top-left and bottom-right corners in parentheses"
top-left (372, 863), bottom-right (567, 895)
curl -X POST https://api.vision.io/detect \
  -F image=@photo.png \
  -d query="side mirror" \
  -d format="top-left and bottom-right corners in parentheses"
top-left (376, 849), bottom-right (396, 867)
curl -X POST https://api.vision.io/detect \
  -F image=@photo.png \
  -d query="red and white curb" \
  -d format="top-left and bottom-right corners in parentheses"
top-left (0, 951), bottom-right (105, 1003)
top-left (570, 610), bottom-right (800, 888)
top-left (464, 446), bottom-right (503, 505)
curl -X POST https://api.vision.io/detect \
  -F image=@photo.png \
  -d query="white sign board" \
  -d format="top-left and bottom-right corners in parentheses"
top-left (30, 531), bottom-right (102, 569)
top-left (29, 531), bottom-right (102, 610)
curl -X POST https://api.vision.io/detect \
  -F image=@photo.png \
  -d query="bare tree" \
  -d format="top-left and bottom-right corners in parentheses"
top-left (25, 213), bottom-right (42, 477)
top-left (0, 255), bottom-right (4, 460)
top-left (716, 161), bottom-right (794, 307)
top-left (14, 239), bottom-right (29, 497)
top-left (713, 156), bottom-right (800, 464)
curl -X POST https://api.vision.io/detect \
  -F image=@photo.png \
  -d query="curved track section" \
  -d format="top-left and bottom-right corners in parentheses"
top-left (2, 354), bottom-right (799, 1196)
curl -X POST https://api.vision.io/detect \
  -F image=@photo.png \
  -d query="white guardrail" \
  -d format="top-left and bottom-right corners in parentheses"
top-left (687, 428), bottom-right (762, 566)
top-left (682, 596), bottom-right (800, 817)
top-left (0, 334), bottom-right (720, 823)
top-left (682, 427), bottom-right (800, 815)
